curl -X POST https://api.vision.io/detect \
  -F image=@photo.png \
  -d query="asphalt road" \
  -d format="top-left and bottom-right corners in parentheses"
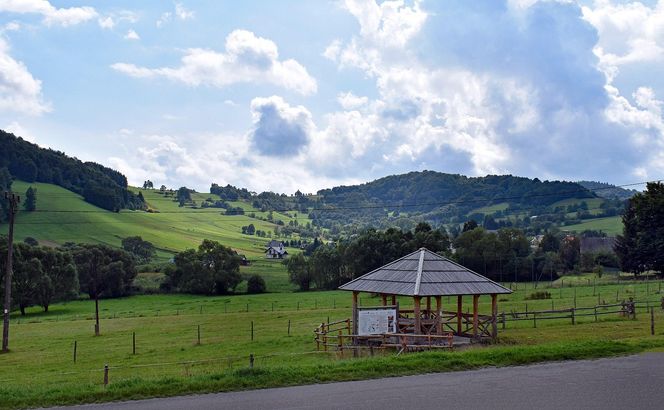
top-left (51, 353), bottom-right (664, 410)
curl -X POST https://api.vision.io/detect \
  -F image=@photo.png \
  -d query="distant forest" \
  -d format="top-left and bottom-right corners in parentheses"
top-left (0, 130), bottom-right (144, 212)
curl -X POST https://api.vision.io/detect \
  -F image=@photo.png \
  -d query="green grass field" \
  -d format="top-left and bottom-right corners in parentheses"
top-left (2, 273), bottom-right (664, 408)
top-left (560, 216), bottom-right (623, 236)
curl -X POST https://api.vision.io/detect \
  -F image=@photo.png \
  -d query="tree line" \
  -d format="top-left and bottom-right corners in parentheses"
top-left (0, 130), bottom-right (145, 212)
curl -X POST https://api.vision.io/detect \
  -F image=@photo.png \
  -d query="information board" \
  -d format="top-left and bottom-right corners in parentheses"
top-left (358, 308), bottom-right (397, 335)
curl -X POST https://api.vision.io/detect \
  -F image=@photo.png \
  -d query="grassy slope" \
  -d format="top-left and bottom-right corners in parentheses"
top-left (561, 216), bottom-right (623, 236)
top-left (9, 181), bottom-right (306, 260)
top-left (2, 276), bottom-right (664, 408)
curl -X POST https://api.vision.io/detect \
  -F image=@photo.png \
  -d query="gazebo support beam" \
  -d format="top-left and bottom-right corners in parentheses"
top-left (473, 295), bottom-right (479, 339)
top-left (391, 295), bottom-right (396, 305)
top-left (352, 291), bottom-right (359, 336)
top-left (426, 296), bottom-right (431, 319)
top-left (414, 296), bottom-right (422, 334)
top-left (381, 294), bottom-right (387, 306)
top-left (435, 296), bottom-right (442, 334)
top-left (457, 295), bottom-right (463, 335)
top-left (491, 293), bottom-right (498, 339)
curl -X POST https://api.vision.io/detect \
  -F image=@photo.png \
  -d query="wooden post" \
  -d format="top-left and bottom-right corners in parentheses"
top-left (287, 319), bottom-right (291, 336)
top-left (132, 332), bottom-right (136, 355)
top-left (391, 295), bottom-right (396, 305)
top-left (249, 354), bottom-right (254, 369)
top-left (571, 308), bottom-right (576, 325)
top-left (251, 321), bottom-right (254, 341)
top-left (651, 308), bottom-right (655, 336)
top-left (381, 294), bottom-right (387, 306)
top-left (197, 325), bottom-right (201, 345)
top-left (414, 296), bottom-right (422, 334)
top-left (491, 294), bottom-right (497, 339)
top-left (533, 312), bottom-right (537, 328)
top-left (103, 364), bottom-right (109, 386)
top-left (426, 297), bottom-right (431, 319)
top-left (435, 296), bottom-right (442, 335)
top-left (472, 295), bottom-right (479, 339)
top-left (352, 292), bottom-right (359, 337)
top-left (73, 340), bottom-right (77, 363)
top-left (457, 295), bottom-right (463, 335)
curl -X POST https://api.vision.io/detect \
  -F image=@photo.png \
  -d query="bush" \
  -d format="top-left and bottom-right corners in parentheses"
top-left (525, 291), bottom-right (551, 300)
top-left (247, 274), bottom-right (267, 294)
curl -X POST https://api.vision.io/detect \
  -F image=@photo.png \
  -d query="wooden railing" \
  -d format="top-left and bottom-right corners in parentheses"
top-left (314, 320), bottom-right (454, 352)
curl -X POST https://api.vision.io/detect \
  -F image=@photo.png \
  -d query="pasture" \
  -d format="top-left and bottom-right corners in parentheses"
top-left (10, 180), bottom-right (305, 260)
top-left (2, 273), bottom-right (664, 408)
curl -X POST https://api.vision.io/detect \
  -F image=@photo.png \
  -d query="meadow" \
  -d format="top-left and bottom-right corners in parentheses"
top-left (1, 273), bottom-right (664, 408)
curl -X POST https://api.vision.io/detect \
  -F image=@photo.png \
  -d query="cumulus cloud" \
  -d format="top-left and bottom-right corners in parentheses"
top-left (98, 11), bottom-right (138, 30)
top-left (0, 0), bottom-right (98, 27)
top-left (250, 96), bottom-right (314, 157)
top-left (582, 1), bottom-right (664, 70)
top-left (313, 0), bottom-right (664, 184)
top-left (0, 37), bottom-right (50, 115)
top-left (175, 3), bottom-right (195, 20)
top-left (112, 29), bottom-right (317, 95)
top-left (124, 29), bottom-right (140, 41)
top-left (4, 121), bottom-right (34, 142)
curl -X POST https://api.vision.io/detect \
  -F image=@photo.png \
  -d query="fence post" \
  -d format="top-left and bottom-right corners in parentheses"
top-left (197, 325), bottom-right (201, 345)
top-left (574, 288), bottom-right (577, 308)
top-left (571, 308), bottom-right (575, 325)
top-left (249, 354), bottom-right (254, 369)
top-left (251, 321), bottom-right (254, 341)
top-left (73, 340), bottom-right (77, 363)
top-left (594, 307), bottom-right (597, 322)
top-left (288, 319), bottom-right (291, 336)
top-left (132, 332), bottom-right (136, 355)
top-left (199, 305), bottom-right (202, 314)
top-left (246, 303), bottom-right (249, 313)
top-left (533, 312), bottom-right (537, 328)
top-left (651, 308), bottom-right (655, 336)
top-left (103, 364), bottom-right (109, 386)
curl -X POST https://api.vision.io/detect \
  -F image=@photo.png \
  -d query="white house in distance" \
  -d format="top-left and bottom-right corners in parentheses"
top-left (265, 240), bottom-right (288, 259)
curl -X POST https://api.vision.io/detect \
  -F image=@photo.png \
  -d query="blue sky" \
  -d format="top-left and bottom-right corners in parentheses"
top-left (1, 0), bottom-right (663, 193)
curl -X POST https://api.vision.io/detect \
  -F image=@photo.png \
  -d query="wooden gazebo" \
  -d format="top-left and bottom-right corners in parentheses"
top-left (338, 248), bottom-right (512, 342)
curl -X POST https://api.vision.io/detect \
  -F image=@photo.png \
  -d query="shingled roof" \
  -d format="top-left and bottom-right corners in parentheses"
top-left (339, 248), bottom-right (512, 296)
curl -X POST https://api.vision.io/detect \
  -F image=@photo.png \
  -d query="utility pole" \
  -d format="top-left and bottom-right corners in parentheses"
top-left (2, 192), bottom-right (19, 353)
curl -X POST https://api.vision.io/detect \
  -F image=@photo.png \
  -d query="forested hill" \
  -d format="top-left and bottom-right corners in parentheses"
top-left (310, 171), bottom-right (595, 229)
top-left (577, 181), bottom-right (637, 201)
top-left (0, 130), bottom-right (144, 212)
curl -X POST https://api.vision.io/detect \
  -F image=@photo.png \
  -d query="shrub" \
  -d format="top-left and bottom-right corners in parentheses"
top-left (525, 291), bottom-right (551, 300)
top-left (247, 274), bottom-right (267, 294)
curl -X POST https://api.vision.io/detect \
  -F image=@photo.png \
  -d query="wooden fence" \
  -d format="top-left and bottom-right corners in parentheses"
top-left (500, 300), bottom-right (636, 328)
top-left (314, 319), bottom-right (454, 353)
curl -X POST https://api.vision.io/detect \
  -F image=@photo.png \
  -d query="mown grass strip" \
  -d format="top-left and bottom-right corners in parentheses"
top-left (2, 338), bottom-right (662, 409)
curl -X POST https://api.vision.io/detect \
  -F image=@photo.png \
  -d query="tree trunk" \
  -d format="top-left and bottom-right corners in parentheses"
top-left (43, 304), bottom-right (49, 313)
top-left (94, 296), bottom-right (100, 336)
top-left (20, 305), bottom-right (25, 316)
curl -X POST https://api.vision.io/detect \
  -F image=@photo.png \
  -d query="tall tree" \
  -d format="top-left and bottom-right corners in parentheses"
top-left (167, 240), bottom-right (242, 295)
top-left (121, 236), bottom-right (156, 263)
top-left (24, 187), bottom-right (36, 212)
top-left (616, 182), bottom-right (664, 276)
top-left (285, 253), bottom-right (313, 291)
top-left (72, 244), bottom-right (136, 335)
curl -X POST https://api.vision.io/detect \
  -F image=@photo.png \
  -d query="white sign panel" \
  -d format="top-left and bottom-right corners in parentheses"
top-left (358, 308), bottom-right (397, 335)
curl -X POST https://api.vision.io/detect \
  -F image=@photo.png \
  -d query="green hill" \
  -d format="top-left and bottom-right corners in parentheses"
top-left (10, 180), bottom-right (303, 260)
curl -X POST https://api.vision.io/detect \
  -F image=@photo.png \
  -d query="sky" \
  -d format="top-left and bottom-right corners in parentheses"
top-left (0, 0), bottom-right (663, 194)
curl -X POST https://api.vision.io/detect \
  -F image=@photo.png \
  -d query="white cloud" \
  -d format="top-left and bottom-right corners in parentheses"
top-left (124, 29), bottom-right (140, 41)
top-left (0, 37), bottom-right (50, 115)
top-left (337, 92), bottom-right (368, 110)
top-left (112, 29), bottom-right (317, 95)
top-left (156, 12), bottom-right (172, 28)
top-left (175, 3), bottom-right (195, 20)
top-left (0, 0), bottom-right (98, 27)
top-left (250, 96), bottom-right (315, 157)
top-left (98, 16), bottom-right (114, 29)
top-left (4, 121), bottom-right (34, 142)
top-left (582, 1), bottom-right (664, 69)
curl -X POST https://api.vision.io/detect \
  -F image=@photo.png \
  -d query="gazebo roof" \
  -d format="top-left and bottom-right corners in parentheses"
top-left (339, 248), bottom-right (512, 296)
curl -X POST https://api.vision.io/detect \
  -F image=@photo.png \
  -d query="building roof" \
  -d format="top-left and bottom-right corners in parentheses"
top-left (339, 248), bottom-right (512, 296)
top-left (266, 240), bottom-right (283, 248)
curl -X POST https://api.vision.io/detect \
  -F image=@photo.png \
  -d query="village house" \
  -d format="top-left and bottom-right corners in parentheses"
top-left (265, 239), bottom-right (288, 259)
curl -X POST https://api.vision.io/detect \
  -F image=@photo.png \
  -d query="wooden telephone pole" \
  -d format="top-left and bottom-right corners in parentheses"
top-left (2, 192), bottom-right (19, 353)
